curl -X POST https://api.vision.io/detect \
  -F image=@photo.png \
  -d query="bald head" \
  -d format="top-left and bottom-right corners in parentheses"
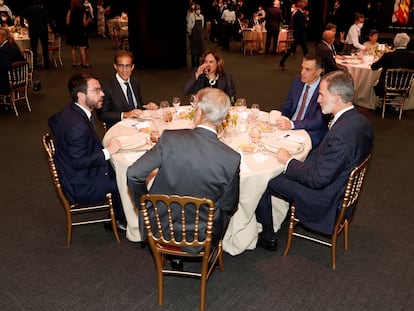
top-left (322, 30), bottom-right (335, 44)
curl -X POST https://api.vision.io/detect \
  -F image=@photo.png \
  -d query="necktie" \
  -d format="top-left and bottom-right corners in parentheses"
top-left (294, 85), bottom-right (310, 121)
top-left (124, 82), bottom-right (135, 109)
top-left (331, 45), bottom-right (336, 56)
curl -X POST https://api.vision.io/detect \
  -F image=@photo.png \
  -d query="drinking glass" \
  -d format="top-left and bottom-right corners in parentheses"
top-left (172, 97), bottom-right (181, 110)
top-left (250, 103), bottom-right (260, 123)
top-left (149, 122), bottom-right (160, 143)
top-left (189, 94), bottom-right (196, 107)
top-left (159, 101), bottom-right (172, 122)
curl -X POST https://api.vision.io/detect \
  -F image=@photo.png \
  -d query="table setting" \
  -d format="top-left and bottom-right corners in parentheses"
top-left (102, 103), bottom-right (312, 254)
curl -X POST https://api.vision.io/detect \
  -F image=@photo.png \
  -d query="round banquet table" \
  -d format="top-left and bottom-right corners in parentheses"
top-left (337, 58), bottom-right (414, 110)
top-left (102, 108), bottom-right (312, 255)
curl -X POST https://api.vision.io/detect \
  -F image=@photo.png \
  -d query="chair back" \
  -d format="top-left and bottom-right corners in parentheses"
top-left (8, 61), bottom-right (28, 91)
top-left (384, 68), bottom-right (414, 95)
top-left (335, 154), bottom-right (371, 228)
top-left (42, 133), bottom-right (71, 210)
top-left (140, 194), bottom-right (215, 253)
top-left (21, 49), bottom-right (33, 74)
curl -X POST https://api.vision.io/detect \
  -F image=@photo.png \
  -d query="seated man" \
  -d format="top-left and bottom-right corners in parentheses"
top-left (315, 29), bottom-right (343, 74)
top-left (275, 53), bottom-right (328, 148)
top-left (371, 32), bottom-right (414, 98)
top-left (127, 88), bottom-right (241, 269)
top-left (255, 70), bottom-right (374, 251)
top-left (97, 50), bottom-right (158, 129)
top-left (48, 72), bottom-right (126, 231)
top-left (0, 28), bottom-right (24, 96)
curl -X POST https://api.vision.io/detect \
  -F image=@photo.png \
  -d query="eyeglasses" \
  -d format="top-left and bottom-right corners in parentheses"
top-left (117, 64), bottom-right (133, 69)
top-left (87, 87), bottom-right (104, 94)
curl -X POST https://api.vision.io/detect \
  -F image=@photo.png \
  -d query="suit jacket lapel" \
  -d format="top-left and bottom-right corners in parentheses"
top-left (112, 78), bottom-right (130, 110)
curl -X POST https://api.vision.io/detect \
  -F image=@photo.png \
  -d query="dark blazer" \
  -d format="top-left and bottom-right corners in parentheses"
top-left (274, 109), bottom-right (373, 234)
top-left (315, 41), bottom-right (341, 74)
top-left (280, 77), bottom-right (328, 148)
top-left (183, 72), bottom-right (236, 100)
top-left (48, 103), bottom-right (118, 204)
top-left (97, 76), bottom-right (144, 128)
top-left (265, 6), bottom-right (282, 32)
top-left (371, 48), bottom-right (414, 97)
top-left (127, 127), bottom-right (241, 249)
top-left (292, 9), bottom-right (306, 40)
top-left (0, 40), bottom-right (24, 95)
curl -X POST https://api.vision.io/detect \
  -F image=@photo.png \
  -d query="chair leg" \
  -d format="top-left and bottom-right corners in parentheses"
top-left (382, 98), bottom-right (386, 119)
top-left (283, 205), bottom-right (296, 256)
top-left (344, 220), bottom-right (349, 251)
top-left (66, 223), bottom-right (72, 247)
top-left (11, 94), bottom-right (19, 117)
top-left (200, 274), bottom-right (207, 311)
top-left (331, 232), bottom-right (338, 270)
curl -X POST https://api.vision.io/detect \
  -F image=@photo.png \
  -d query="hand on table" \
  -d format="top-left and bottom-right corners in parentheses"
top-left (143, 102), bottom-right (158, 110)
top-left (275, 117), bottom-right (293, 130)
top-left (124, 109), bottom-right (143, 119)
top-left (107, 137), bottom-right (122, 155)
top-left (275, 147), bottom-right (292, 164)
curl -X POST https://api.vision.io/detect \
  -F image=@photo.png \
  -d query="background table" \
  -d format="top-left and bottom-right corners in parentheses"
top-left (102, 109), bottom-right (312, 255)
top-left (337, 58), bottom-right (414, 110)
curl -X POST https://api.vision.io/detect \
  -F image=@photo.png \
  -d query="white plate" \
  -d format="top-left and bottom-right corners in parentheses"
top-left (257, 123), bottom-right (275, 133)
top-left (263, 139), bottom-right (304, 155)
top-left (237, 144), bottom-right (258, 154)
top-left (117, 135), bottom-right (147, 150)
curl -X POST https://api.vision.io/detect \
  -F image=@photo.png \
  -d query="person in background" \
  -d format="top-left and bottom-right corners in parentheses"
top-left (96, 0), bottom-right (110, 38)
top-left (363, 29), bottom-right (379, 52)
top-left (257, 5), bottom-right (266, 23)
top-left (343, 12), bottom-right (366, 55)
top-left (187, 4), bottom-right (205, 69)
top-left (275, 53), bottom-right (327, 148)
top-left (371, 32), bottom-right (414, 97)
top-left (324, 23), bottom-right (344, 55)
top-left (184, 49), bottom-right (236, 100)
top-left (98, 50), bottom-right (158, 129)
top-left (0, 27), bottom-right (24, 96)
top-left (221, 2), bottom-right (235, 51)
top-left (255, 70), bottom-right (374, 251)
top-left (279, 0), bottom-right (309, 70)
top-left (48, 72), bottom-right (127, 231)
top-left (0, 11), bottom-right (11, 27)
top-left (0, 0), bottom-right (13, 23)
top-left (20, 0), bottom-right (53, 69)
top-left (127, 87), bottom-right (240, 270)
top-left (66, 0), bottom-right (89, 68)
top-left (265, 0), bottom-right (283, 55)
top-left (315, 29), bottom-right (344, 75)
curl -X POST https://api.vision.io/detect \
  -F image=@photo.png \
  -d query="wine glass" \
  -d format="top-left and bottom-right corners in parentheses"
top-left (189, 94), bottom-right (196, 107)
top-left (250, 103), bottom-right (260, 123)
top-left (172, 97), bottom-right (181, 110)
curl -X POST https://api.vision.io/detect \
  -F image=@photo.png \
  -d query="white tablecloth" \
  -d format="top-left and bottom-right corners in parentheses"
top-left (337, 58), bottom-right (414, 110)
top-left (102, 109), bottom-right (312, 255)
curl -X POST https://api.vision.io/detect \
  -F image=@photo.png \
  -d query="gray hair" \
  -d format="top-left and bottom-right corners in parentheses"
top-left (194, 88), bottom-right (230, 126)
top-left (322, 70), bottom-right (354, 103)
top-left (393, 33), bottom-right (410, 48)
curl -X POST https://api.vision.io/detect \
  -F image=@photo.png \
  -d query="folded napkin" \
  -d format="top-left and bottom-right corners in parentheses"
top-left (133, 121), bottom-right (151, 130)
top-left (262, 138), bottom-right (304, 155)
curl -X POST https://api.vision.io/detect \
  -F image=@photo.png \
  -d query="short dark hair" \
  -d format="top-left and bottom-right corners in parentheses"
top-left (304, 52), bottom-right (323, 70)
top-left (67, 72), bottom-right (101, 102)
top-left (368, 29), bottom-right (378, 37)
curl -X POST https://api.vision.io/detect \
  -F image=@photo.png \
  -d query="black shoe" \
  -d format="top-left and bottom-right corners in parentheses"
top-left (257, 234), bottom-right (278, 251)
top-left (170, 258), bottom-right (183, 271)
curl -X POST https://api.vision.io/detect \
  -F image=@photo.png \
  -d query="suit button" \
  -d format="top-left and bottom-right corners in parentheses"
top-left (105, 172), bottom-right (108, 176)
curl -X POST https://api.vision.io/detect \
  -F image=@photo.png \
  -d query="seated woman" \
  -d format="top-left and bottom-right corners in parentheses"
top-left (363, 29), bottom-right (379, 52)
top-left (183, 49), bottom-right (236, 101)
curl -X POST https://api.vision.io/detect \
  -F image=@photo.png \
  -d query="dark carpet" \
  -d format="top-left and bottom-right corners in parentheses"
top-left (0, 35), bottom-right (413, 311)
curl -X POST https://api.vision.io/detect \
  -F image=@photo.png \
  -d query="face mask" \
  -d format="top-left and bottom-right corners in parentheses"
top-left (291, 7), bottom-right (295, 12)
top-left (358, 23), bottom-right (363, 29)
top-left (1, 16), bottom-right (7, 21)
top-left (191, 5), bottom-right (195, 10)
top-left (196, 10), bottom-right (201, 15)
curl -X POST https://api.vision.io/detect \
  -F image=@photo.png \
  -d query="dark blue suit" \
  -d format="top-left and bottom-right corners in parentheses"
top-left (48, 103), bottom-right (118, 206)
top-left (280, 77), bottom-right (328, 148)
top-left (256, 108), bottom-right (374, 235)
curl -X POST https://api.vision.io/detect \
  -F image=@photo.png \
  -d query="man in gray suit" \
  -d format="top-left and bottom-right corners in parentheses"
top-left (255, 70), bottom-right (373, 251)
top-left (127, 88), bottom-right (241, 269)
top-left (97, 50), bottom-right (157, 129)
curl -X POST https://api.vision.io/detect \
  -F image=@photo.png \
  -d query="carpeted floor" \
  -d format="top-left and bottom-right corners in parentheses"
top-left (0, 34), bottom-right (413, 311)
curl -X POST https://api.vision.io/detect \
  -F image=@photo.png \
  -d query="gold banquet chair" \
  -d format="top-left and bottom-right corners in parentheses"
top-left (283, 154), bottom-right (372, 270)
top-left (21, 49), bottom-right (33, 89)
top-left (140, 194), bottom-right (224, 311)
top-left (48, 33), bottom-right (63, 68)
top-left (380, 68), bottom-right (414, 120)
top-left (242, 29), bottom-right (258, 55)
top-left (42, 133), bottom-right (120, 247)
top-left (0, 61), bottom-right (31, 116)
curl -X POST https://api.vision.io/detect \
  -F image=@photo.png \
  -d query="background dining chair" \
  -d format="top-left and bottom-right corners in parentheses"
top-left (21, 49), bottom-right (33, 89)
top-left (380, 68), bottom-right (414, 120)
top-left (283, 154), bottom-right (372, 270)
top-left (42, 133), bottom-right (120, 247)
top-left (48, 33), bottom-right (63, 68)
top-left (277, 29), bottom-right (294, 53)
top-left (242, 29), bottom-right (258, 55)
top-left (140, 194), bottom-right (224, 311)
top-left (0, 61), bottom-right (31, 117)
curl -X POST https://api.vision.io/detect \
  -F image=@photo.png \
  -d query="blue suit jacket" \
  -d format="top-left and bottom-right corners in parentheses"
top-left (281, 77), bottom-right (328, 148)
top-left (48, 103), bottom-right (117, 204)
top-left (279, 109), bottom-right (374, 234)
